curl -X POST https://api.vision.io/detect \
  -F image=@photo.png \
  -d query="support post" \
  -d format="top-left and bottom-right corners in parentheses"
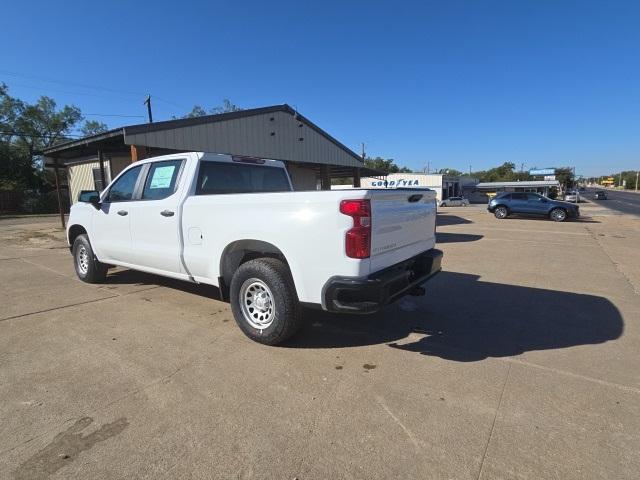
top-left (98, 149), bottom-right (106, 191)
top-left (353, 167), bottom-right (361, 188)
top-left (130, 145), bottom-right (147, 162)
top-left (320, 165), bottom-right (331, 190)
top-left (52, 157), bottom-right (65, 229)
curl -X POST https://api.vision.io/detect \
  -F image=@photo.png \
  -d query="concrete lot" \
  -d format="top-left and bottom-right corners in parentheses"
top-left (1, 205), bottom-right (639, 479)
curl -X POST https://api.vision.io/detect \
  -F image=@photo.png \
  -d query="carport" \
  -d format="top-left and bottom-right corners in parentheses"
top-left (43, 104), bottom-right (382, 228)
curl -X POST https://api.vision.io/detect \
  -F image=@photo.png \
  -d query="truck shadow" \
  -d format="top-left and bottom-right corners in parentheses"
top-left (103, 269), bottom-right (623, 362)
top-left (285, 271), bottom-right (623, 362)
top-left (499, 215), bottom-right (600, 224)
top-left (436, 232), bottom-right (483, 243)
top-left (437, 214), bottom-right (473, 226)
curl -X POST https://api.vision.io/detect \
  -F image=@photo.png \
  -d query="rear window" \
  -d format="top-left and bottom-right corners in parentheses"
top-left (196, 161), bottom-right (291, 195)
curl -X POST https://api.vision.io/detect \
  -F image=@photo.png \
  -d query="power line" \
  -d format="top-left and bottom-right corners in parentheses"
top-left (1, 69), bottom-right (189, 112)
top-left (0, 69), bottom-right (143, 97)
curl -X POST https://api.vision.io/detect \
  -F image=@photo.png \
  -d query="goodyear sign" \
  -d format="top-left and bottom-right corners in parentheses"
top-left (369, 179), bottom-right (421, 188)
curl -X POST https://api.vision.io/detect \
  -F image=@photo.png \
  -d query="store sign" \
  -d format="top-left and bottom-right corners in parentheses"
top-left (530, 168), bottom-right (555, 176)
top-left (370, 179), bottom-right (421, 188)
top-left (544, 175), bottom-right (556, 181)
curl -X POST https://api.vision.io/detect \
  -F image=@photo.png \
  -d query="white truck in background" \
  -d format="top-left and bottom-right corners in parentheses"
top-left (67, 152), bottom-right (442, 344)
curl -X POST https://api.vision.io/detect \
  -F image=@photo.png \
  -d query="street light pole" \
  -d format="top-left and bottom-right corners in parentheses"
top-left (636, 171), bottom-right (639, 191)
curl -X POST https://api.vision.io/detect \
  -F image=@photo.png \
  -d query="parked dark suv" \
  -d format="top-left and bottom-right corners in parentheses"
top-left (488, 192), bottom-right (579, 222)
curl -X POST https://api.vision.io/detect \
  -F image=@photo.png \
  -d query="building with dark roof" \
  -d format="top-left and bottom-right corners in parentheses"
top-left (44, 105), bottom-right (381, 223)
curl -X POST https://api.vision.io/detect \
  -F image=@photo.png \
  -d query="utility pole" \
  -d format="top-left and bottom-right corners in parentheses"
top-left (144, 95), bottom-right (153, 123)
top-left (635, 171), bottom-right (639, 191)
top-left (361, 142), bottom-right (366, 161)
top-left (619, 171), bottom-right (623, 188)
top-left (469, 164), bottom-right (472, 176)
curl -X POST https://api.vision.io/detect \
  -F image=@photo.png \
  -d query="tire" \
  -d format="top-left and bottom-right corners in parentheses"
top-left (550, 208), bottom-right (567, 222)
top-left (229, 258), bottom-right (302, 345)
top-left (72, 234), bottom-right (107, 283)
top-left (494, 206), bottom-right (508, 219)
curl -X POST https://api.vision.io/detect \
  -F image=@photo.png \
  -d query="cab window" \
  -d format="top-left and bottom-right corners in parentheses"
top-left (142, 159), bottom-right (184, 200)
top-left (106, 166), bottom-right (142, 202)
top-left (196, 161), bottom-right (291, 195)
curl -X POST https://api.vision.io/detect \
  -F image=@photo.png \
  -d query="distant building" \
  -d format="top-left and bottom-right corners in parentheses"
top-left (358, 173), bottom-right (462, 201)
top-left (473, 180), bottom-right (560, 200)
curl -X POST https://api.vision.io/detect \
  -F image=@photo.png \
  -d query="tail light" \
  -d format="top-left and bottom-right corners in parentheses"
top-left (340, 199), bottom-right (371, 258)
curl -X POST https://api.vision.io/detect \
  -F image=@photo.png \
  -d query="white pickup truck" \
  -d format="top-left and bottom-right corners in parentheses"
top-left (68, 152), bottom-right (442, 344)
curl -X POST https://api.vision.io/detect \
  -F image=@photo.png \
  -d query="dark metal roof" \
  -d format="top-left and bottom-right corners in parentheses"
top-left (44, 104), bottom-right (364, 168)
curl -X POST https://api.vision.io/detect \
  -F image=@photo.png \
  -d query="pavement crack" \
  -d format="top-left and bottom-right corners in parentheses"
top-left (476, 363), bottom-right (511, 480)
top-left (585, 225), bottom-right (639, 296)
top-left (0, 286), bottom-right (161, 323)
top-left (376, 396), bottom-right (421, 449)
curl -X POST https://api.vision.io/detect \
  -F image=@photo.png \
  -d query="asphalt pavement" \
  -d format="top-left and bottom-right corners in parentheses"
top-left (586, 187), bottom-right (640, 216)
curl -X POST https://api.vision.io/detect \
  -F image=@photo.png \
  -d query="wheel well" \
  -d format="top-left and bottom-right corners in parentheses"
top-left (494, 204), bottom-right (509, 212)
top-left (219, 240), bottom-right (290, 293)
top-left (549, 207), bottom-right (566, 216)
top-left (68, 225), bottom-right (87, 249)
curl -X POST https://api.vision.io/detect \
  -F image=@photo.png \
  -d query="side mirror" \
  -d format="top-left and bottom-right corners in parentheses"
top-left (78, 190), bottom-right (101, 210)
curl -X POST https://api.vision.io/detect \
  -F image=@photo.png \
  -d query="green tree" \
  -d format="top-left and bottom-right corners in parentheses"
top-left (554, 167), bottom-right (574, 188)
top-left (436, 168), bottom-right (463, 176)
top-left (81, 120), bottom-right (109, 136)
top-left (179, 99), bottom-right (242, 119)
top-left (0, 84), bottom-right (82, 189)
top-left (364, 156), bottom-right (412, 174)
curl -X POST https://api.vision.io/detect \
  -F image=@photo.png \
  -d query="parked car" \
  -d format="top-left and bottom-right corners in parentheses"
top-left (594, 191), bottom-right (608, 200)
top-left (66, 152), bottom-right (443, 345)
top-left (487, 192), bottom-right (579, 222)
top-left (439, 196), bottom-right (469, 207)
top-left (564, 190), bottom-right (580, 203)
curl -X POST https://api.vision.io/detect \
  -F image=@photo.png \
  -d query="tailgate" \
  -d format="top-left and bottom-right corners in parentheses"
top-left (369, 189), bottom-right (437, 273)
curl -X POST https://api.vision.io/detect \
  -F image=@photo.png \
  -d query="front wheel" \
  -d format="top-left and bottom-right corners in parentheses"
top-left (494, 206), bottom-right (508, 219)
top-left (229, 258), bottom-right (302, 345)
top-left (550, 208), bottom-right (567, 222)
top-left (72, 234), bottom-right (107, 283)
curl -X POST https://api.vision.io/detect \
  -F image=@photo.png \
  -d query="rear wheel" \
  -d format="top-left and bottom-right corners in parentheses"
top-left (550, 208), bottom-right (567, 222)
top-left (229, 258), bottom-right (301, 345)
top-left (494, 206), bottom-right (508, 219)
top-left (72, 234), bottom-right (107, 283)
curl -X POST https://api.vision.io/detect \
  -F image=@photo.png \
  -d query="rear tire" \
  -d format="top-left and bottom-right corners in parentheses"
top-left (72, 234), bottom-right (107, 283)
top-left (229, 258), bottom-right (302, 345)
top-left (494, 206), bottom-right (508, 219)
top-left (550, 208), bottom-right (567, 222)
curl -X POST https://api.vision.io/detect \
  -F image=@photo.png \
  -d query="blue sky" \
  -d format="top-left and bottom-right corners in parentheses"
top-left (2, 0), bottom-right (639, 176)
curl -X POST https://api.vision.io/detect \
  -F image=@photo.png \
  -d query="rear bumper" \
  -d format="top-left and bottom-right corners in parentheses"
top-left (323, 249), bottom-right (443, 313)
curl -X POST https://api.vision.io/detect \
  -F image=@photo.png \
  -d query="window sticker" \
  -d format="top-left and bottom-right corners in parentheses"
top-left (149, 165), bottom-right (175, 189)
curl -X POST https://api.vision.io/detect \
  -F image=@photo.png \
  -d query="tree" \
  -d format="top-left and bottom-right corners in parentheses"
top-left (364, 156), bottom-right (412, 174)
top-left (553, 167), bottom-right (574, 189)
top-left (81, 120), bottom-right (109, 137)
top-left (179, 99), bottom-right (242, 119)
top-left (0, 84), bottom-right (83, 189)
top-left (469, 161), bottom-right (536, 182)
top-left (603, 170), bottom-right (639, 189)
top-left (436, 168), bottom-right (463, 176)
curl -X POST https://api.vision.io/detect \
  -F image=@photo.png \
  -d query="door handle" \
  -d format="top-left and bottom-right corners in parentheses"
top-left (160, 210), bottom-right (175, 217)
top-left (117, 210), bottom-right (128, 216)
